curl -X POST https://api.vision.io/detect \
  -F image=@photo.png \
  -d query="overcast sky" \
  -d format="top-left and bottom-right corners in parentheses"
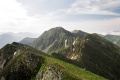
top-left (0, 0), bottom-right (120, 34)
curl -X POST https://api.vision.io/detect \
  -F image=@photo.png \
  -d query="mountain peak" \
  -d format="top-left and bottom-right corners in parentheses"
top-left (41, 26), bottom-right (71, 39)
top-left (31, 27), bottom-right (87, 53)
top-left (72, 30), bottom-right (81, 33)
top-left (49, 27), bottom-right (66, 32)
top-left (54, 26), bottom-right (64, 29)
top-left (31, 27), bottom-right (72, 53)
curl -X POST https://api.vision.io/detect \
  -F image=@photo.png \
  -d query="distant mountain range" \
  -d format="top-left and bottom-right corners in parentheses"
top-left (99, 31), bottom-right (120, 45)
top-left (19, 37), bottom-right (36, 44)
top-left (102, 34), bottom-right (120, 44)
top-left (104, 30), bottom-right (120, 35)
top-left (98, 34), bottom-right (120, 47)
top-left (0, 32), bottom-right (39, 48)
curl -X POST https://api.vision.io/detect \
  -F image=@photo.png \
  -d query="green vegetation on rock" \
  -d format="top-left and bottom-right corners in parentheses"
top-left (116, 40), bottom-right (120, 47)
top-left (0, 42), bottom-right (106, 80)
top-left (52, 33), bottom-right (120, 80)
top-left (30, 27), bottom-right (87, 54)
top-left (29, 27), bottom-right (120, 80)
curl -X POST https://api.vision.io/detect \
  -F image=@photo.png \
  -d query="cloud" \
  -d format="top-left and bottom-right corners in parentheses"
top-left (0, 0), bottom-right (27, 18)
top-left (0, 0), bottom-right (28, 31)
top-left (0, 0), bottom-right (55, 33)
top-left (17, 0), bottom-right (74, 16)
top-left (67, 0), bottom-right (120, 15)
top-left (53, 17), bottom-right (120, 33)
top-left (37, 0), bottom-right (120, 21)
top-left (22, 16), bottom-right (120, 34)
top-left (0, 0), bottom-right (120, 34)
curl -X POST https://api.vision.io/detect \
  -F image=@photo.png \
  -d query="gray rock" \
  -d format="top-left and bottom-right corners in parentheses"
top-left (0, 77), bottom-right (5, 80)
top-left (36, 65), bottom-right (65, 80)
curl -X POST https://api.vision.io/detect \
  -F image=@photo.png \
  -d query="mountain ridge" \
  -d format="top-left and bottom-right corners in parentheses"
top-left (0, 42), bottom-right (106, 80)
top-left (31, 27), bottom-right (87, 53)
top-left (1, 27), bottom-right (120, 80)
top-left (29, 27), bottom-right (120, 80)
top-left (0, 32), bottom-right (39, 48)
top-left (52, 33), bottom-right (120, 80)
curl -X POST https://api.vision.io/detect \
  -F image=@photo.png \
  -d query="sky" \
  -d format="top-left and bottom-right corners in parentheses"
top-left (0, 0), bottom-right (120, 34)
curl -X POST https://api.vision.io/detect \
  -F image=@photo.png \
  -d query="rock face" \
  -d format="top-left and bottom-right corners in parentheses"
top-left (31, 27), bottom-right (87, 54)
top-left (52, 34), bottom-right (120, 80)
top-left (29, 27), bottom-right (120, 79)
top-left (0, 44), bottom-right (17, 71)
top-left (0, 42), bottom-right (107, 80)
top-left (0, 42), bottom-right (44, 80)
top-left (36, 65), bottom-right (65, 80)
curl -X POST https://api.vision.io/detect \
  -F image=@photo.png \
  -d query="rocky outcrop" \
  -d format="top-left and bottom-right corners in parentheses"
top-left (36, 65), bottom-right (65, 80)
top-left (0, 42), bottom-right (44, 80)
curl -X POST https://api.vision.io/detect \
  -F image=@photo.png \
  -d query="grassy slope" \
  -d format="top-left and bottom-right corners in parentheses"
top-left (43, 57), bottom-right (106, 80)
top-left (1, 43), bottom-right (106, 80)
top-left (52, 34), bottom-right (120, 80)
top-left (27, 45), bottom-right (106, 80)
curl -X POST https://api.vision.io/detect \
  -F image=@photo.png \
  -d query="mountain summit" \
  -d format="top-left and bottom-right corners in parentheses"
top-left (29, 27), bottom-right (120, 80)
top-left (31, 27), bottom-right (87, 53)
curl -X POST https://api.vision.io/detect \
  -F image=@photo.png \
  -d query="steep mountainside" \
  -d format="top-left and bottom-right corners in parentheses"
top-left (19, 37), bottom-right (36, 44)
top-left (0, 42), bottom-right (105, 80)
top-left (31, 27), bottom-right (87, 54)
top-left (29, 27), bottom-right (120, 80)
top-left (52, 33), bottom-right (120, 80)
top-left (116, 40), bottom-right (120, 47)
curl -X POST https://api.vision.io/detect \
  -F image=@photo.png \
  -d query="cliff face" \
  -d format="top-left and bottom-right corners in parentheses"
top-left (52, 34), bottom-right (120, 80)
top-left (0, 42), bottom-right (44, 80)
top-left (36, 65), bottom-right (65, 80)
top-left (29, 27), bottom-right (120, 80)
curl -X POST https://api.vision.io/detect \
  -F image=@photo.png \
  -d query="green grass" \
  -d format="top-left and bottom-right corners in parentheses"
top-left (1, 42), bottom-right (107, 80)
top-left (0, 52), bottom-right (24, 76)
top-left (37, 55), bottom-right (106, 80)
top-left (20, 44), bottom-right (107, 80)
top-left (22, 45), bottom-right (106, 80)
